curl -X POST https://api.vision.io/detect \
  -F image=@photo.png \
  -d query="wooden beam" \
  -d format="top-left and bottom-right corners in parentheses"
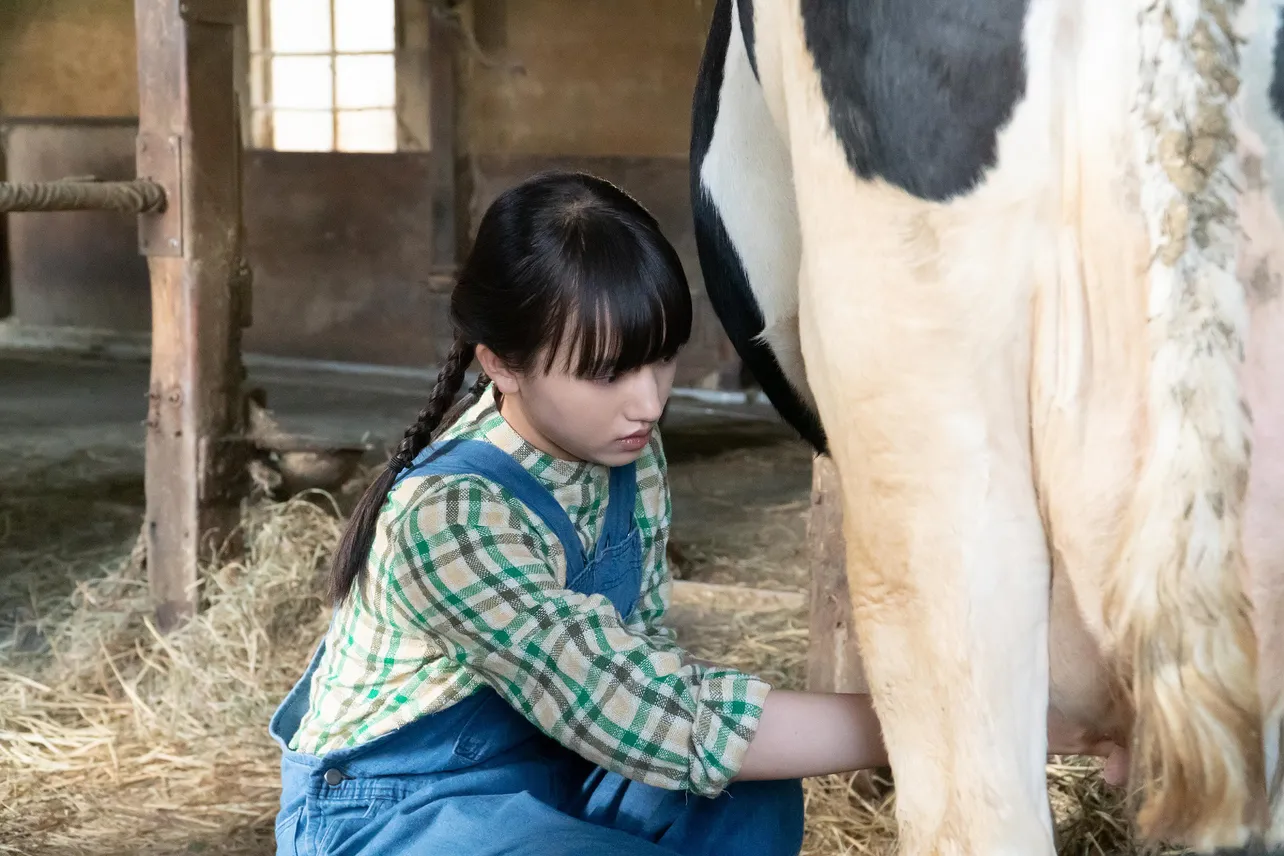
top-left (806, 454), bottom-right (868, 693)
top-left (428, 3), bottom-right (462, 271)
top-left (135, 0), bottom-right (251, 632)
top-left (232, 6), bottom-right (253, 150)
top-left (0, 116), bottom-right (10, 320)
top-left (395, 0), bottom-right (433, 153)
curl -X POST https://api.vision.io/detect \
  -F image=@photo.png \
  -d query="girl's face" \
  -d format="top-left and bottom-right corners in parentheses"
top-left (478, 345), bottom-right (678, 466)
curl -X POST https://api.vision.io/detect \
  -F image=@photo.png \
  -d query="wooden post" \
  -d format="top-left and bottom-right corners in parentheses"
top-left (806, 454), bottom-right (868, 693)
top-left (807, 455), bottom-right (892, 793)
top-left (428, 4), bottom-right (462, 271)
top-left (395, 0), bottom-right (434, 153)
top-left (0, 113), bottom-right (9, 320)
top-left (135, 0), bottom-right (251, 632)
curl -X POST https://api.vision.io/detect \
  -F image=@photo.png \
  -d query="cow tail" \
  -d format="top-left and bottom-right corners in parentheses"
top-left (1107, 0), bottom-right (1264, 847)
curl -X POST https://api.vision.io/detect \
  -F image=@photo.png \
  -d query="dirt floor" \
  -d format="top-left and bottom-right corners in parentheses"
top-left (0, 351), bottom-right (1138, 856)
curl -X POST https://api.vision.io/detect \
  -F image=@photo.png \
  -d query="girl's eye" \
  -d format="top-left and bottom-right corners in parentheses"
top-left (594, 373), bottom-right (619, 385)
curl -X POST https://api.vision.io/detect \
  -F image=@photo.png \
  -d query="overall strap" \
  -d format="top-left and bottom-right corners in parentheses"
top-left (397, 439), bottom-right (588, 581)
top-left (596, 460), bottom-right (638, 552)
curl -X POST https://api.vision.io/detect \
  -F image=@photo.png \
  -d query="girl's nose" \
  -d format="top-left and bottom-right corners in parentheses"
top-left (627, 368), bottom-right (665, 424)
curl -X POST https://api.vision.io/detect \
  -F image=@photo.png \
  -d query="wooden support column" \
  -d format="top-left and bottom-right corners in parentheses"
top-left (428, 4), bottom-right (462, 271)
top-left (806, 454), bottom-right (868, 693)
top-left (0, 115), bottom-right (9, 320)
top-left (395, 0), bottom-right (434, 153)
top-left (135, 0), bottom-right (251, 632)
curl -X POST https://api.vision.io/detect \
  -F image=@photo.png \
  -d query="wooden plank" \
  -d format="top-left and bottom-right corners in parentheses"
top-left (0, 149), bottom-right (8, 320)
top-left (395, 0), bottom-right (433, 152)
top-left (1, 121), bottom-right (150, 331)
top-left (135, 0), bottom-right (250, 632)
top-left (231, 8), bottom-right (252, 150)
top-left (806, 454), bottom-right (868, 693)
top-left (428, 4), bottom-right (461, 270)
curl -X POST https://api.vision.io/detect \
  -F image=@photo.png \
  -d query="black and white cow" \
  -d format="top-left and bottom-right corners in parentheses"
top-left (691, 0), bottom-right (1284, 852)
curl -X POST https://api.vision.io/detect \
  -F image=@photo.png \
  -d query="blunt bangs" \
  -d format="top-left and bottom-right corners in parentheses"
top-left (536, 203), bottom-right (693, 380)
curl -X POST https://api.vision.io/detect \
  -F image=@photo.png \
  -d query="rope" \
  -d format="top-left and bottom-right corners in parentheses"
top-left (0, 179), bottom-right (167, 214)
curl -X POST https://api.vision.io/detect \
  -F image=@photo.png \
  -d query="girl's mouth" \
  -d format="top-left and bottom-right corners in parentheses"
top-left (616, 429), bottom-right (651, 451)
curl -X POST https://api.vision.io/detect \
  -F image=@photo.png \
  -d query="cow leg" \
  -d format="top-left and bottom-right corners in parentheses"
top-left (795, 195), bottom-right (1055, 855)
top-left (1236, 114), bottom-right (1284, 850)
top-left (1239, 4), bottom-right (1284, 840)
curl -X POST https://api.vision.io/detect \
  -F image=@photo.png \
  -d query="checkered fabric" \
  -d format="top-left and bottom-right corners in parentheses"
top-left (289, 391), bottom-right (770, 797)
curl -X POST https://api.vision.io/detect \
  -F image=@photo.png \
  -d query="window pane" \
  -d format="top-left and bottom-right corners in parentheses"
top-left (335, 54), bottom-right (395, 109)
top-left (337, 110), bottom-right (396, 152)
top-left (335, 0), bottom-right (395, 52)
top-left (271, 56), bottom-right (333, 109)
top-left (273, 110), bottom-right (335, 151)
top-left (269, 0), bottom-right (332, 54)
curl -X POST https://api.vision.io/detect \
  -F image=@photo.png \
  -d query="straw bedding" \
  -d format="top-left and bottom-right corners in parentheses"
top-left (0, 483), bottom-right (1173, 855)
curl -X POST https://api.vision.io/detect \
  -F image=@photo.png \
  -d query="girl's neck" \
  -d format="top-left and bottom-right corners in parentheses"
top-left (494, 391), bottom-right (581, 462)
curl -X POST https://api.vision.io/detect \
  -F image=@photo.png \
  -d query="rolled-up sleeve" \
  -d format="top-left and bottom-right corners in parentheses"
top-left (382, 475), bottom-right (770, 797)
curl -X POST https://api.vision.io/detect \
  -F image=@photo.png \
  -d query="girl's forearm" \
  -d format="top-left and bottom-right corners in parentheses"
top-left (734, 689), bottom-right (1127, 783)
top-left (734, 690), bottom-right (887, 781)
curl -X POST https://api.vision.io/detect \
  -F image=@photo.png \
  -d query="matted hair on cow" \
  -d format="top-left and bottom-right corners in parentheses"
top-left (329, 170), bottom-right (693, 605)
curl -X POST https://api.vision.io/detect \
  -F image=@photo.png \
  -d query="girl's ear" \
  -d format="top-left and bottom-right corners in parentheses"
top-left (476, 344), bottom-right (521, 395)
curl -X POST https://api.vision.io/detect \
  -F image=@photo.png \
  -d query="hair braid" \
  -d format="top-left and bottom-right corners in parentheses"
top-left (389, 340), bottom-right (476, 472)
top-left (329, 338), bottom-right (476, 605)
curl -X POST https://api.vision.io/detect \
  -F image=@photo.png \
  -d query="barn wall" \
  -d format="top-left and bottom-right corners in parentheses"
top-left (1, 1), bottom-right (738, 387)
top-left (2, 120), bottom-right (149, 331)
top-left (239, 151), bottom-right (454, 368)
top-left (460, 0), bottom-right (735, 386)
top-left (465, 0), bottom-right (713, 159)
top-left (471, 154), bottom-right (737, 388)
top-left (0, 0), bottom-right (138, 119)
top-left (0, 0), bottom-right (140, 319)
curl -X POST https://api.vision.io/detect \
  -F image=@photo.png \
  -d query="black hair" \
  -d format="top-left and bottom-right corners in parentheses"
top-left (329, 170), bottom-right (693, 605)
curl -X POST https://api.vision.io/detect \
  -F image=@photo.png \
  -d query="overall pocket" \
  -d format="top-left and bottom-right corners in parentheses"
top-left (451, 688), bottom-right (545, 765)
top-left (577, 528), bottom-right (643, 619)
top-left (310, 793), bottom-right (401, 854)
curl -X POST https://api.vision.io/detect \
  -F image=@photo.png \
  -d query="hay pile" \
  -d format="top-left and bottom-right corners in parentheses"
top-left (0, 493), bottom-right (1162, 856)
top-left (0, 497), bottom-right (339, 856)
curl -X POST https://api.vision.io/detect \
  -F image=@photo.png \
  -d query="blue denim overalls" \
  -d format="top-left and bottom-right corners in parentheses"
top-left (269, 438), bottom-right (804, 856)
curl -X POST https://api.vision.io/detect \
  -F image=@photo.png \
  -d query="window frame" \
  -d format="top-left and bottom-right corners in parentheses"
top-left (246, 0), bottom-right (400, 153)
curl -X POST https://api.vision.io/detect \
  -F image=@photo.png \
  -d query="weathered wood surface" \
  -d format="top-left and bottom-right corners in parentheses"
top-left (136, 0), bottom-right (250, 631)
top-left (428, 3), bottom-right (462, 271)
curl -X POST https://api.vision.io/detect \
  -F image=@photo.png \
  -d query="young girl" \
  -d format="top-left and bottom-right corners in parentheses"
top-left (269, 171), bottom-right (1121, 856)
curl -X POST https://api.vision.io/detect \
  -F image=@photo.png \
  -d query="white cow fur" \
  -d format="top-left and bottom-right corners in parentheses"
top-left (716, 0), bottom-right (1282, 851)
top-left (696, 7), bottom-right (815, 413)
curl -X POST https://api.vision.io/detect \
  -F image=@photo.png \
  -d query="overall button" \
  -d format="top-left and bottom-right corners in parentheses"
top-left (323, 768), bottom-right (346, 786)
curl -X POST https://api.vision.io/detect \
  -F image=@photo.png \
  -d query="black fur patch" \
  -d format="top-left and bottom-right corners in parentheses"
top-left (1271, 3), bottom-right (1284, 123)
top-left (800, 0), bottom-right (1030, 202)
top-left (691, 0), bottom-right (828, 454)
top-left (738, 0), bottom-right (758, 80)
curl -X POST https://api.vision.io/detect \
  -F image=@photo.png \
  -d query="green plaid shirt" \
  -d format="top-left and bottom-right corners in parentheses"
top-left (290, 391), bottom-right (770, 797)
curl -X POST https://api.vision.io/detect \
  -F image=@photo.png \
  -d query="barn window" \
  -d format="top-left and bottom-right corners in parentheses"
top-left (248, 0), bottom-right (398, 152)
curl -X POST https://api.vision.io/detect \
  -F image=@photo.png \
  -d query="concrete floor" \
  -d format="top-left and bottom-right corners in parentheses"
top-left (0, 348), bottom-right (794, 459)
